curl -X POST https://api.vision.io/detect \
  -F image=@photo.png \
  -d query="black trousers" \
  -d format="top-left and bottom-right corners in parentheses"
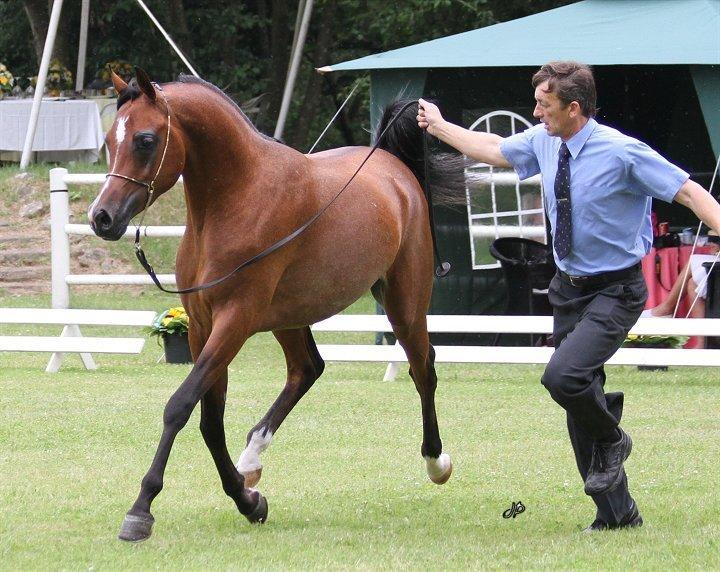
top-left (542, 266), bottom-right (647, 524)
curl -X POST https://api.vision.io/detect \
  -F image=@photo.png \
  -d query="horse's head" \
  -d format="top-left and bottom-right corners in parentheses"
top-left (89, 67), bottom-right (185, 240)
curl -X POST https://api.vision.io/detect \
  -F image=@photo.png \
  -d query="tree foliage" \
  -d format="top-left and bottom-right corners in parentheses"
top-left (0, 0), bottom-right (573, 150)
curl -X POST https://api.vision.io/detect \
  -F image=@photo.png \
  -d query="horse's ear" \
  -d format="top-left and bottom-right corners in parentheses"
top-left (134, 66), bottom-right (157, 102)
top-left (109, 67), bottom-right (128, 94)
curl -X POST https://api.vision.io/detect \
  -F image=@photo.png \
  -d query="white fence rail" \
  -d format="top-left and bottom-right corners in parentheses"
top-left (39, 168), bottom-right (720, 375)
top-left (0, 308), bottom-right (156, 372)
top-left (313, 314), bottom-right (720, 380)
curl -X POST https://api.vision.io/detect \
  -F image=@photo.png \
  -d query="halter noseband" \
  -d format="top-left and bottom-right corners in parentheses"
top-left (105, 82), bottom-right (172, 226)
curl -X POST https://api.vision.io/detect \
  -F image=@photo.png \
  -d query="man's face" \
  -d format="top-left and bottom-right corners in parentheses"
top-left (533, 80), bottom-right (574, 139)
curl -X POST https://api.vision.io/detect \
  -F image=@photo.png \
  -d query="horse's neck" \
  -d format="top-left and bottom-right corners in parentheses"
top-left (178, 127), bottom-right (310, 238)
top-left (176, 98), bottom-right (287, 228)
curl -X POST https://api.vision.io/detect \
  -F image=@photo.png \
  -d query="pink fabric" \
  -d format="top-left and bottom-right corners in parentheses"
top-left (641, 245), bottom-right (714, 348)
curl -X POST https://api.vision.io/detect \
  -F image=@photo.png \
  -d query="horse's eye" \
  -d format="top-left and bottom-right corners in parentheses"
top-left (134, 134), bottom-right (156, 151)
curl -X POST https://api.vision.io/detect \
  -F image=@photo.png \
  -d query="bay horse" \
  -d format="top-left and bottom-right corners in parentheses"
top-left (90, 68), bottom-right (462, 542)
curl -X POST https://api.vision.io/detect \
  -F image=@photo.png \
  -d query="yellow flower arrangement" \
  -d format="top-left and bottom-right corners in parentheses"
top-left (46, 59), bottom-right (73, 92)
top-left (0, 62), bottom-right (15, 93)
top-left (147, 306), bottom-right (190, 338)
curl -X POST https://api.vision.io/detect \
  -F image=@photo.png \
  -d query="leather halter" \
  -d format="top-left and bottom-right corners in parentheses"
top-left (106, 82), bottom-right (172, 234)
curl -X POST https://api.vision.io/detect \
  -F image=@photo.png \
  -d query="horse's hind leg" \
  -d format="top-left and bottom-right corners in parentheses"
top-left (236, 326), bottom-right (324, 486)
top-left (200, 370), bottom-right (268, 523)
top-left (381, 278), bottom-right (453, 485)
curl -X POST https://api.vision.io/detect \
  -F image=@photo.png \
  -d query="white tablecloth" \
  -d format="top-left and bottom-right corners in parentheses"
top-left (0, 99), bottom-right (104, 163)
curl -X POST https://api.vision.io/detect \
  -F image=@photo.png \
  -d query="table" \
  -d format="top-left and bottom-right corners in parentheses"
top-left (0, 98), bottom-right (104, 163)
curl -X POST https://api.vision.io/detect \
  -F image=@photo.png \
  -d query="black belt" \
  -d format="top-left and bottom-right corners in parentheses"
top-left (558, 263), bottom-right (641, 288)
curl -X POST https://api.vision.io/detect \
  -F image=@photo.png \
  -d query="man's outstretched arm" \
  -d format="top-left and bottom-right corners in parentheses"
top-left (674, 179), bottom-right (720, 236)
top-left (417, 98), bottom-right (511, 168)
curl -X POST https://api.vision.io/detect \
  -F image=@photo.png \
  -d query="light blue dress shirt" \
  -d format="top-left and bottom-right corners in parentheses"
top-left (500, 118), bottom-right (689, 276)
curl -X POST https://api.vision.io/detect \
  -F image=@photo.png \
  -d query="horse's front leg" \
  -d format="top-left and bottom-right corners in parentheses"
top-left (118, 321), bottom-right (264, 542)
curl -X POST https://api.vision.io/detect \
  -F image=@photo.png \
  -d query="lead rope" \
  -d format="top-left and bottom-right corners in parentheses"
top-left (134, 99), bottom-right (427, 295)
top-left (671, 153), bottom-right (720, 318)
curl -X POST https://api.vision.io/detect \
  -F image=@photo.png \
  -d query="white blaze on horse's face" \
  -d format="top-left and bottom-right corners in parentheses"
top-left (88, 116), bottom-right (129, 221)
top-left (115, 114), bottom-right (128, 145)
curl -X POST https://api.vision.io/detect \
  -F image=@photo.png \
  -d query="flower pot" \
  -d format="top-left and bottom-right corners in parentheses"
top-left (162, 332), bottom-right (193, 364)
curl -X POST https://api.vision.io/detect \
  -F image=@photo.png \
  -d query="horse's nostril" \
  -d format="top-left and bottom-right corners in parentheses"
top-left (95, 209), bottom-right (113, 231)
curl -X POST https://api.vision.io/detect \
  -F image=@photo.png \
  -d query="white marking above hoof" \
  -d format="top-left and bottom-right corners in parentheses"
top-left (425, 453), bottom-right (453, 485)
top-left (236, 429), bottom-right (273, 477)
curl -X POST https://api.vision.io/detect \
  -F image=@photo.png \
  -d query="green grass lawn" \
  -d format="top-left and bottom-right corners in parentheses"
top-left (1, 290), bottom-right (719, 570)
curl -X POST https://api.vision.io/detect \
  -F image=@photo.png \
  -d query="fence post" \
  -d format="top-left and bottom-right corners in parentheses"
top-left (47, 168), bottom-right (96, 372)
top-left (49, 167), bottom-right (70, 310)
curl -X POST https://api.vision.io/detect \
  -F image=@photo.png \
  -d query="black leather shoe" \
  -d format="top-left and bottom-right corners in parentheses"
top-left (583, 502), bottom-right (643, 532)
top-left (584, 428), bottom-right (632, 496)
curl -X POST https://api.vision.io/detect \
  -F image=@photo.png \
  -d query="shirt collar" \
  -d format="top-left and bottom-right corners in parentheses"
top-left (564, 118), bottom-right (597, 159)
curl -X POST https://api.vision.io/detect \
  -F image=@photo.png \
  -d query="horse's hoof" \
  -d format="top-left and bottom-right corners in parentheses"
top-left (425, 452), bottom-right (453, 485)
top-left (118, 512), bottom-right (155, 542)
top-left (240, 467), bottom-right (262, 488)
top-left (245, 490), bottom-right (268, 524)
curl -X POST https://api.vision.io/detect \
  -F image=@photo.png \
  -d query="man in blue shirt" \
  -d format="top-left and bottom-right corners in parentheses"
top-left (417, 61), bottom-right (720, 532)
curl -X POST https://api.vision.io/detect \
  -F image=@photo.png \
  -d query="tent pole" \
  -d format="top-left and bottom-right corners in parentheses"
top-left (20, 0), bottom-right (65, 170)
top-left (274, 0), bottom-right (313, 140)
top-left (135, 0), bottom-right (200, 77)
top-left (75, 0), bottom-right (90, 92)
top-left (286, 0), bottom-right (306, 85)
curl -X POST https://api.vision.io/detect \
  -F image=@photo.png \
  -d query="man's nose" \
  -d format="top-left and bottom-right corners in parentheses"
top-left (533, 105), bottom-right (542, 118)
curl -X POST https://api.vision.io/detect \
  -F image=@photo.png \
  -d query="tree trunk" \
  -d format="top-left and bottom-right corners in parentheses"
top-left (267, 0), bottom-right (292, 132)
top-left (22, 0), bottom-right (48, 64)
top-left (22, 0), bottom-right (72, 70)
top-left (289, 0), bottom-right (336, 149)
top-left (166, 0), bottom-right (194, 76)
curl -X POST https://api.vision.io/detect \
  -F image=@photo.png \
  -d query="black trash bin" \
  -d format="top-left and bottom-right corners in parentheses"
top-left (490, 237), bottom-right (556, 345)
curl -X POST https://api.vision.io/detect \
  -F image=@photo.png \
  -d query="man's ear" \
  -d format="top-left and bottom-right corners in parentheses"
top-left (568, 101), bottom-right (582, 118)
top-left (135, 67), bottom-right (157, 102)
top-left (109, 67), bottom-right (128, 93)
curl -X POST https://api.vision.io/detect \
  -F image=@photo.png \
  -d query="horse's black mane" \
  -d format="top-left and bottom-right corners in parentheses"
top-left (117, 74), bottom-right (278, 143)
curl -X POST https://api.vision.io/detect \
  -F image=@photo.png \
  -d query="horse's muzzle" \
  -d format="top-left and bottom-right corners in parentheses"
top-left (91, 208), bottom-right (128, 241)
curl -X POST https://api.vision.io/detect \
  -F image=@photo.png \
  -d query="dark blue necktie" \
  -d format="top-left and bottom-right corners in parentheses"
top-left (554, 142), bottom-right (572, 260)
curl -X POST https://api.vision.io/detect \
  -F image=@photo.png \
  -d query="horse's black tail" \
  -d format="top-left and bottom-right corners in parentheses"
top-left (374, 99), bottom-right (468, 208)
top-left (375, 99), bottom-right (469, 277)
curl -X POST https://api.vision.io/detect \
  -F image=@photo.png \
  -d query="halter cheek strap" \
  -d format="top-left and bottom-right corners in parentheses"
top-left (105, 82), bottom-right (172, 238)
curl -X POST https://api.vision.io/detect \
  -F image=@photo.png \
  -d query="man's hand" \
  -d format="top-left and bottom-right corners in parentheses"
top-left (416, 97), bottom-right (511, 168)
top-left (417, 98), bottom-right (444, 137)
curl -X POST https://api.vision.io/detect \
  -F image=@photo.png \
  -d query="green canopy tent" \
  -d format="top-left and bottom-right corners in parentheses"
top-left (321, 0), bottom-right (720, 336)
